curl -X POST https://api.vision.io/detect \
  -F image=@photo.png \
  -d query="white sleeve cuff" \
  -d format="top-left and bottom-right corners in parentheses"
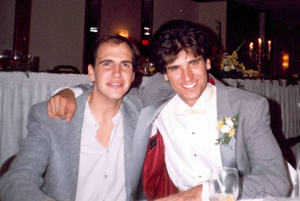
top-left (51, 87), bottom-right (83, 98)
top-left (72, 87), bottom-right (83, 98)
top-left (202, 182), bottom-right (210, 201)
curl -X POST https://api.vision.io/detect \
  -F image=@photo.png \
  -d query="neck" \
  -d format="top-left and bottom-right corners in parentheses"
top-left (87, 91), bottom-right (122, 122)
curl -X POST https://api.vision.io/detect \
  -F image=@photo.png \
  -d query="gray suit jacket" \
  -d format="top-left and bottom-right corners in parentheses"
top-left (0, 89), bottom-right (142, 201)
top-left (129, 73), bottom-right (290, 200)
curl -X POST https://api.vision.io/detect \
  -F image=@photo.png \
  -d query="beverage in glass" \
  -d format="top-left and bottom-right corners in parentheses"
top-left (209, 167), bottom-right (239, 201)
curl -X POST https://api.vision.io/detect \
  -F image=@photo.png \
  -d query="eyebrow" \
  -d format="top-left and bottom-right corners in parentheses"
top-left (166, 57), bottom-right (203, 69)
top-left (98, 59), bottom-right (133, 65)
top-left (166, 65), bottom-right (179, 70)
top-left (121, 60), bottom-right (133, 65)
top-left (98, 59), bottom-right (112, 65)
top-left (188, 58), bottom-right (202, 64)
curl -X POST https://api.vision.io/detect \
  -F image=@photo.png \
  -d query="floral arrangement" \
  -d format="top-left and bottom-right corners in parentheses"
top-left (220, 42), bottom-right (246, 74)
top-left (242, 69), bottom-right (260, 78)
top-left (221, 51), bottom-right (246, 73)
top-left (216, 114), bottom-right (239, 146)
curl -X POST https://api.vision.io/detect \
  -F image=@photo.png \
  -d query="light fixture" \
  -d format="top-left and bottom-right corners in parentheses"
top-left (119, 29), bottom-right (129, 38)
top-left (282, 53), bottom-right (289, 69)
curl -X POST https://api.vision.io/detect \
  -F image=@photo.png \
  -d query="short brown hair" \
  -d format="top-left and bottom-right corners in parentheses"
top-left (88, 34), bottom-right (140, 71)
top-left (149, 20), bottom-right (212, 73)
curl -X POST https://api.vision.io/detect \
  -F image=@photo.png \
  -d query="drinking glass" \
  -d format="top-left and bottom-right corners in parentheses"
top-left (8, 50), bottom-right (22, 71)
top-left (209, 167), bottom-right (239, 201)
top-left (0, 49), bottom-right (9, 71)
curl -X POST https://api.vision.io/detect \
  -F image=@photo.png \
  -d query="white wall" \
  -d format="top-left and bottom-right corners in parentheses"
top-left (198, 1), bottom-right (227, 48)
top-left (0, 0), bottom-right (15, 50)
top-left (29, 0), bottom-right (85, 72)
top-left (153, 0), bottom-right (227, 48)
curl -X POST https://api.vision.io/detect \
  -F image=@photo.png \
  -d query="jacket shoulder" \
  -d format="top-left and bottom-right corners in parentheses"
top-left (28, 101), bottom-right (50, 122)
top-left (123, 93), bottom-right (142, 112)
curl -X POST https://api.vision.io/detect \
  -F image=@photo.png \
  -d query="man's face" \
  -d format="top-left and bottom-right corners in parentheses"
top-left (163, 50), bottom-right (211, 107)
top-left (88, 42), bottom-right (135, 103)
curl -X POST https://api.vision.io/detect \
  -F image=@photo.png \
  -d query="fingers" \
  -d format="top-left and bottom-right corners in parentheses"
top-left (46, 89), bottom-right (77, 122)
top-left (56, 96), bottom-right (69, 119)
top-left (65, 102), bottom-right (76, 123)
top-left (47, 96), bottom-right (67, 120)
top-left (47, 97), bottom-right (59, 119)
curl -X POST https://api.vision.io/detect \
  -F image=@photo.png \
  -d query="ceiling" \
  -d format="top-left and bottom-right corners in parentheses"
top-left (193, 0), bottom-right (300, 28)
top-left (234, 0), bottom-right (300, 28)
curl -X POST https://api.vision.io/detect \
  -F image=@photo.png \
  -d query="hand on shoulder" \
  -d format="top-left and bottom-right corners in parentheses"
top-left (47, 89), bottom-right (76, 122)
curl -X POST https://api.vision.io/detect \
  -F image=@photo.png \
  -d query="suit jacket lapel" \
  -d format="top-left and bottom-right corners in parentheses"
top-left (121, 95), bottom-right (142, 200)
top-left (215, 78), bottom-right (237, 168)
top-left (65, 89), bottom-right (91, 199)
top-left (129, 94), bottom-right (174, 198)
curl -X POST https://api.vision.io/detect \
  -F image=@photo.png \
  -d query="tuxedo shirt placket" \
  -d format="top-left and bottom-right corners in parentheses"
top-left (154, 84), bottom-right (223, 195)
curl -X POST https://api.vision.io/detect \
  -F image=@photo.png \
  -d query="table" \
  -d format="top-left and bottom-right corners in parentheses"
top-left (0, 73), bottom-right (299, 167)
top-left (0, 72), bottom-right (92, 166)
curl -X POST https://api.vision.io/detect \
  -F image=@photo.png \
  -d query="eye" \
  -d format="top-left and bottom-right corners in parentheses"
top-left (167, 66), bottom-right (179, 71)
top-left (103, 61), bottom-right (111, 66)
top-left (122, 63), bottom-right (132, 68)
top-left (190, 60), bottom-right (199, 65)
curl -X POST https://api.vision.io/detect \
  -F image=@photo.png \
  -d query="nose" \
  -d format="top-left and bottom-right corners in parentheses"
top-left (181, 67), bottom-right (193, 82)
top-left (112, 65), bottom-right (121, 77)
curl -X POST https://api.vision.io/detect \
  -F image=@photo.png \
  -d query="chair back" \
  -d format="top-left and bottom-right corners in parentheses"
top-left (52, 65), bottom-right (80, 74)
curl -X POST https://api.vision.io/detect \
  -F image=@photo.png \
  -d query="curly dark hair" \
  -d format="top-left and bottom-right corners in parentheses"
top-left (149, 20), bottom-right (212, 73)
top-left (88, 34), bottom-right (140, 72)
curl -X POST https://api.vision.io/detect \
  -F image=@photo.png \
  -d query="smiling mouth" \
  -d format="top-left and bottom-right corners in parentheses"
top-left (183, 82), bottom-right (197, 89)
top-left (108, 82), bottom-right (123, 87)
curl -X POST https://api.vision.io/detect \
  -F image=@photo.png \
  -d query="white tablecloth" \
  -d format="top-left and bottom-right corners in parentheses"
top-left (0, 72), bottom-right (92, 166)
top-left (222, 78), bottom-right (300, 139)
top-left (0, 73), bottom-right (299, 167)
top-left (222, 78), bottom-right (300, 166)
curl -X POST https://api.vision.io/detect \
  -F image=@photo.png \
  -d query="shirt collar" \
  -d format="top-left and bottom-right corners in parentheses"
top-left (175, 83), bottom-right (213, 111)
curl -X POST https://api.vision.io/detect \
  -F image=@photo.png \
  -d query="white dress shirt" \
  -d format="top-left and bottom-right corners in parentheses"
top-left (75, 102), bottom-right (125, 201)
top-left (68, 84), bottom-right (221, 200)
top-left (154, 83), bottom-right (222, 200)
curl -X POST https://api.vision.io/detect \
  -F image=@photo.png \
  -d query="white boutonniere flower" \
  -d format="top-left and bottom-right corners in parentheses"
top-left (216, 114), bottom-right (239, 146)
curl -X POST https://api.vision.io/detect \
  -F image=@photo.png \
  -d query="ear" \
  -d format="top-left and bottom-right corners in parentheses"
top-left (131, 72), bottom-right (135, 83)
top-left (87, 64), bottom-right (95, 82)
top-left (205, 58), bottom-right (211, 70)
top-left (163, 73), bottom-right (169, 81)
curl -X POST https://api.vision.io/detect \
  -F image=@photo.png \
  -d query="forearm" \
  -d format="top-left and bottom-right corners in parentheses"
top-left (0, 178), bottom-right (54, 201)
top-left (0, 148), bottom-right (53, 201)
top-left (155, 185), bottom-right (203, 201)
top-left (52, 84), bottom-right (92, 98)
top-left (242, 168), bottom-right (290, 199)
top-left (0, 108), bottom-right (53, 200)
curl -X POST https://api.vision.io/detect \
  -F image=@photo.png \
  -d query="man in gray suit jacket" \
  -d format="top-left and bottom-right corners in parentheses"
top-left (128, 20), bottom-right (289, 201)
top-left (46, 20), bottom-right (290, 200)
top-left (0, 34), bottom-right (142, 201)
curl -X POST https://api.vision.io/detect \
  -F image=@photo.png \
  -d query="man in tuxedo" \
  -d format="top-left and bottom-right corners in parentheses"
top-left (47, 20), bottom-right (290, 200)
top-left (0, 34), bottom-right (142, 201)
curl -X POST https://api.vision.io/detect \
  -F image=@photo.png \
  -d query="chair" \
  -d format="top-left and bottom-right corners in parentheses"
top-left (0, 155), bottom-right (16, 178)
top-left (52, 65), bottom-right (80, 74)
